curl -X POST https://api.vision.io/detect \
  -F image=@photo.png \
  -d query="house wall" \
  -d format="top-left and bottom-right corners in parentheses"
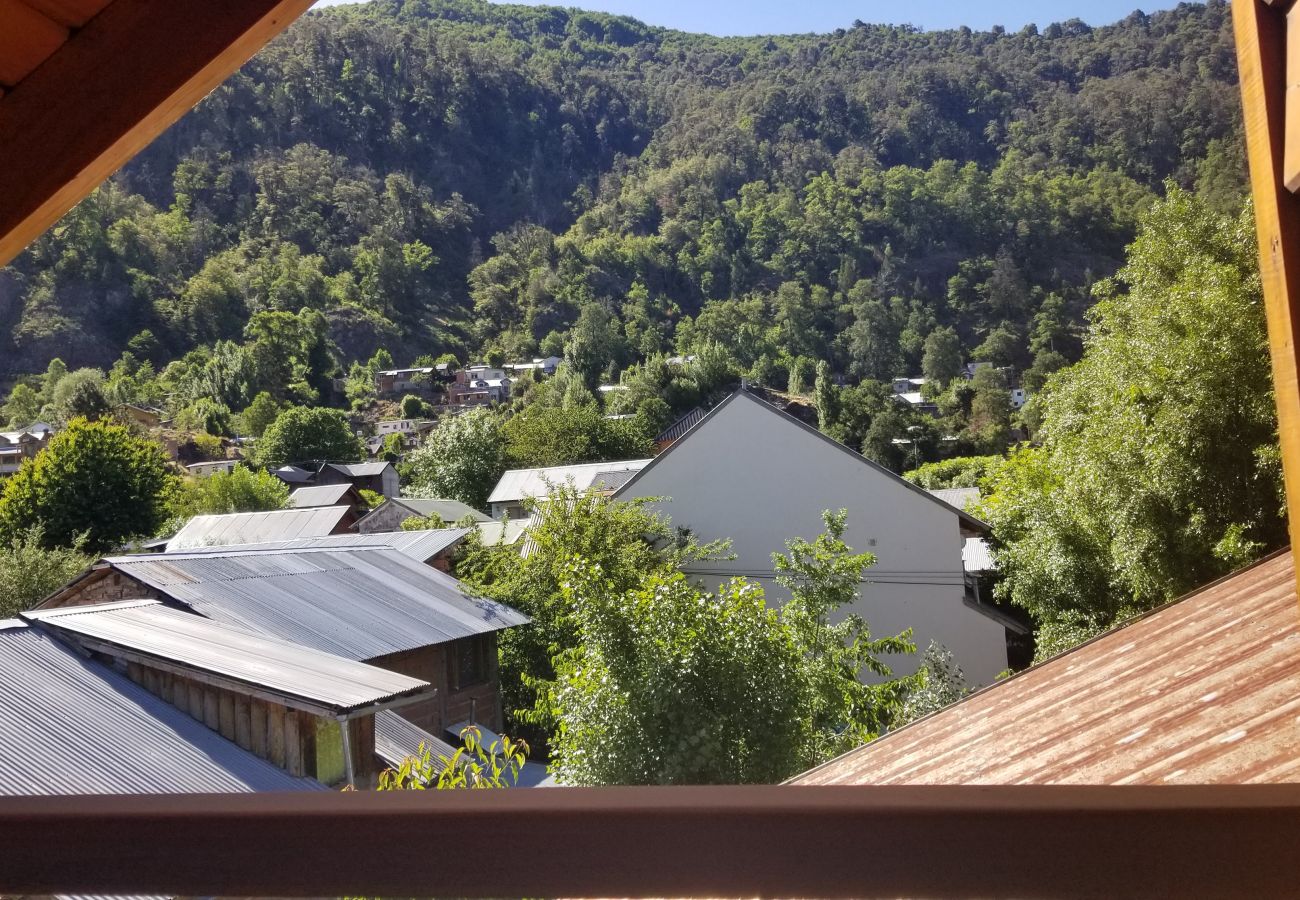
top-left (47, 570), bottom-right (165, 608)
top-left (370, 635), bottom-right (502, 737)
top-left (357, 501), bottom-right (416, 534)
top-left (618, 394), bottom-right (1008, 686)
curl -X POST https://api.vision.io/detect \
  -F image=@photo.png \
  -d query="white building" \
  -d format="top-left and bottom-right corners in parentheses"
top-left (487, 458), bottom-right (652, 520)
top-left (614, 390), bottom-right (1009, 686)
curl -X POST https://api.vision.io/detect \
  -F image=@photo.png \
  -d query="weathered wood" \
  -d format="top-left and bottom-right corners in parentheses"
top-left (0, 0), bottom-right (314, 266)
top-left (188, 682), bottom-right (204, 721)
top-left (218, 693), bottom-right (235, 742)
top-left (250, 699), bottom-right (268, 758)
top-left (267, 703), bottom-right (286, 768)
top-left (283, 711), bottom-right (302, 777)
top-left (234, 696), bottom-right (252, 750)
top-left (141, 666), bottom-right (157, 696)
top-left (0, 0), bottom-right (68, 87)
top-left (203, 687), bottom-right (220, 731)
top-left (126, 662), bottom-right (142, 685)
top-left (1236, 0), bottom-right (1300, 602)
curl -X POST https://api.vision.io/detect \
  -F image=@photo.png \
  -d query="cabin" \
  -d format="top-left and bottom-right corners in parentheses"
top-left (201, 529), bottom-right (472, 573)
top-left (316, 460), bottom-right (400, 499)
top-left (39, 545), bottom-right (529, 739)
top-left (0, 423), bottom-right (52, 474)
top-left (615, 389), bottom-right (1009, 686)
top-left (166, 506), bottom-right (353, 552)
top-left (288, 483), bottom-right (367, 523)
top-left (375, 367), bottom-right (435, 395)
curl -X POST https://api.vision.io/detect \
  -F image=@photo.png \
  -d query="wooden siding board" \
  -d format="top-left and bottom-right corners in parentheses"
top-left (20, 0), bottom-right (109, 27)
top-left (0, 0), bottom-right (68, 87)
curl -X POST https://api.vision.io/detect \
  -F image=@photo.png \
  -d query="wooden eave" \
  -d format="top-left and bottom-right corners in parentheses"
top-left (0, 0), bottom-right (314, 267)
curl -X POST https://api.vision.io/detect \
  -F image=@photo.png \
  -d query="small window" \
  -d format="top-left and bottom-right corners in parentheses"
top-left (449, 635), bottom-right (490, 691)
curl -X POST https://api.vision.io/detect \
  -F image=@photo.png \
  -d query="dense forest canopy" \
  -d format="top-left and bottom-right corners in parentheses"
top-left (0, 0), bottom-right (1243, 391)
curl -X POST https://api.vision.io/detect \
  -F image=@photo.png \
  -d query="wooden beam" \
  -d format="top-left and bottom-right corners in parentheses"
top-left (20, 0), bottom-right (111, 29)
top-left (0, 786), bottom-right (1299, 898)
top-left (0, 0), bottom-right (67, 87)
top-left (1287, 6), bottom-right (1300, 190)
top-left (0, 0), bottom-right (314, 266)
top-left (1236, 0), bottom-right (1300, 602)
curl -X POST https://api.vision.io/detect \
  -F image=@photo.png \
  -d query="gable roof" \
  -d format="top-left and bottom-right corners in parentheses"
top-left (326, 461), bottom-right (393, 479)
top-left (792, 551), bottom-right (1300, 786)
top-left (288, 484), bottom-right (358, 508)
top-left (488, 458), bottom-right (653, 506)
top-left (166, 506), bottom-right (350, 552)
top-left (0, 620), bottom-right (323, 796)
top-left (200, 528), bottom-right (471, 565)
top-left (358, 497), bottom-right (490, 527)
top-left (614, 389), bottom-right (987, 533)
top-left (655, 406), bottom-right (707, 444)
top-left (82, 546), bottom-right (528, 661)
top-left (26, 600), bottom-right (433, 717)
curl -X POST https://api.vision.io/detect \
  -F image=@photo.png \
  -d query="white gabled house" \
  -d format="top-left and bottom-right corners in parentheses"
top-left (614, 389), bottom-right (1010, 686)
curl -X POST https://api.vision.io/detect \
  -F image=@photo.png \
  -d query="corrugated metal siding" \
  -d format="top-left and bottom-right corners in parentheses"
top-left (0, 623), bottom-right (325, 795)
top-left (27, 601), bottom-right (432, 713)
top-left (487, 459), bottom-right (652, 504)
top-left (166, 507), bottom-right (349, 551)
top-left (963, 537), bottom-right (996, 573)
top-left (106, 547), bottom-right (529, 661)
top-left (793, 552), bottom-right (1300, 786)
top-left (184, 529), bottom-right (470, 564)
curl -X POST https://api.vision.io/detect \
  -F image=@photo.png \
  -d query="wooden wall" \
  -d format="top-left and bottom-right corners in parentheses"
top-left (371, 634), bottom-right (503, 737)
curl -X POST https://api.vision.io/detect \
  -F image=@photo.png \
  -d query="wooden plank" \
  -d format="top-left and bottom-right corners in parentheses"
top-left (1236, 0), bottom-right (1300, 604)
top-left (203, 688), bottom-right (219, 731)
top-left (249, 699), bottom-right (268, 758)
top-left (0, 0), bottom-right (68, 87)
top-left (218, 692), bottom-right (235, 742)
top-left (188, 682), bottom-right (203, 721)
top-left (20, 0), bottom-right (110, 28)
top-left (1287, 6), bottom-right (1300, 191)
top-left (283, 711), bottom-right (302, 777)
top-left (267, 704), bottom-right (286, 769)
top-left (0, 0), bottom-right (314, 266)
top-left (234, 696), bottom-right (251, 750)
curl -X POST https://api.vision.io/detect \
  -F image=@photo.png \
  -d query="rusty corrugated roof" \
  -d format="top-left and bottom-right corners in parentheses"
top-left (793, 550), bottom-right (1300, 785)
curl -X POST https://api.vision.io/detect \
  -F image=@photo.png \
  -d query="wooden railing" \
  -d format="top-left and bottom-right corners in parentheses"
top-left (1, 784), bottom-right (1298, 898)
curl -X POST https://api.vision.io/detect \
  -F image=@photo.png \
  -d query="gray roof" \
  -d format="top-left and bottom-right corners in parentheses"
top-left (288, 483), bottom-right (356, 508)
top-left (199, 529), bottom-right (471, 565)
top-left (327, 461), bottom-right (393, 478)
top-left (0, 620), bottom-right (324, 796)
top-left (488, 458), bottom-right (653, 505)
top-left (98, 546), bottom-right (529, 661)
top-left (928, 487), bottom-right (982, 511)
top-left (385, 497), bottom-right (490, 523)
top-left (473, 519), bottom-right (530, 547)
top-left (655, 406), bottom-right (707, 443)
top-left (26, 600), bottom-right (433, 716)
top-left (374, 710), bottom-right (457, 772)
top-left (166, 506), bottom-right (350, 552)
top-left (272, 465), bottom-right (315, 484)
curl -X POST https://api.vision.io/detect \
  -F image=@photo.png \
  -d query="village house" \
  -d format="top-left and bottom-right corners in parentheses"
top-left (357, 497), bottom-right (490, 533)
top-left (184, 458), bottom-right (240, 478)
top-left (487, 458), bottom-right (653, 520)
top-left (38, 544), bottom-right (530, 742)
top-left (287, 483), bottom-right (367, 524)
top-left (0, 422), bottom-right (53, 475)
top-left (375, 366), bottom-right (435, 396)
top-left (614, 388), bottom-right (1009, 686)
top-left (447, 365), bottom-right (512, 407)
top-left (166, 506), bottom-right (355, 551)
top-left (208, 529), bottom-right (472, 573)
top-left (504, 356), bottom-right (562, 376)
top-left (315, 460), bottom-right (400, 498)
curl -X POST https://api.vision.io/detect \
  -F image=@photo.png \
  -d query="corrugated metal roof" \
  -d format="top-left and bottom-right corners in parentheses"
top-left (928, 487), bottom-right (981, 510)
top-left (488, 459), bottom-right (653, 504)
top-left (374, 710), bottom-right (457, 772)
top-left (193, 529), bottom-right (470, 564)
top-left (327, 461), bottom-right (392, 478)
top-left (793, 551), bottom-right (1300, 786)
top-left (26, 600), bottom-right (433, 715)
top-left (655, 406), bottom-right (707, 443)
top-left (387, 497), bottom-right (490, 523)
top-left (288, 484), bottom-right (355, 508)
top-left (0, 621), bottom-right (324, 795)
top-left (272, 465), bottom-right (315, 484)
top-left (474, 519), bottom-right (530, 547)
top-left (166, 507), bottom-right (350, 551)
top-left (102, 546), bottom-right (529, 661)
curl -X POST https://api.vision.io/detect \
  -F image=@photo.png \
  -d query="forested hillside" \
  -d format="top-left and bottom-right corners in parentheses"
top-left (0, 0), bottom-right (1242, 390)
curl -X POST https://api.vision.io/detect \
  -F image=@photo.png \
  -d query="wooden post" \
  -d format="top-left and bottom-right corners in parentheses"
top-left (1236, 0), bottom-right (1300, 602)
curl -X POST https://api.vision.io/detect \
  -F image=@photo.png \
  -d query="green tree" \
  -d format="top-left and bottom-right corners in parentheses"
top-left (399, 394), bottom-right (424, 419)
top-left (503, 403), bottom-right (653, 468)
top-left (903, 455), bottom-right (1002, 490)
top-left (404, 408), bottom-right (506, 510)
top-left (983, 190), bottom-right (1284, 661)
top-left (253, 406), bottom-right (364, 468)
top-left (0, 418), bottom-right (173, 553)
top-left (921, 326), bottom-right (963, 386)
top-left (377, 727), bottom-right (528, 790)
top-left (0, 526), bottom-right (94, 617)
top-left (168, 466), bottom-right (290, 521)
top-left (897, 642), bottom-right (971, 726)
top-left (237, 392), bottom-right (283, 439)
top-left (564, 304), bottom-right (619, 390)
top-left (47, 368), bottom-right (109, 424)
top-left (3, 383), bottom-right (41, 428)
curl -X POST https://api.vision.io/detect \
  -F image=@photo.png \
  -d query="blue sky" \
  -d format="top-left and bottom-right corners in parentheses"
top-left (314, 0), bottom-right (1181, 35)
